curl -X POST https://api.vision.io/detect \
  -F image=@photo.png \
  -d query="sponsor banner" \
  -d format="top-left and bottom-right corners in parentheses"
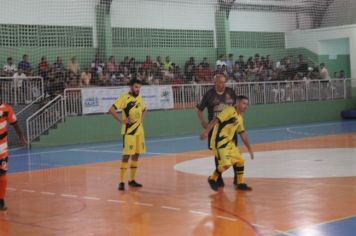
top-left (81, 86), bottom-right (174, 114)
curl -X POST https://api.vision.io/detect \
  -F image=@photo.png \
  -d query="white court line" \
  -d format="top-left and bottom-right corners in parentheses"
top-left (274, 230), bottom-right (295, 236)
top-left (22, 189), bottom-right (35, 193)
top-left (61, 194), bottom-right (78, 198)
top-left (6, 187), bottom-right (16, 191)
top-left (216, 215), bottom-right (237, 222)
top-left (134, 202), bottom-right (153, 207)
top-left (40, 192), bottom-right (56, 196)
top-left (107, 199), bottom-right (126, 204)
top-left (70, 149), bottom-right (172, 156)
top-left (189, 210), bottom-right (210, 216)
top-left (83, 196), bottom-right (101, 201)
top-left (160, 206), bottom-right (181, 211)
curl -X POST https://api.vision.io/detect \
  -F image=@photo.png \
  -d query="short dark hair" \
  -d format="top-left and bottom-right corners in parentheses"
top-left (237, 95), bottom-right (249, 101)
top-left (129, 78), bottom-right (142, 86)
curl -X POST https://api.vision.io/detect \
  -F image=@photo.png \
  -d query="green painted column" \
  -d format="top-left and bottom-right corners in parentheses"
top-left (215, 8), bottom-right (231, 57)
top-left (95, 4), bottom-right (112, 60)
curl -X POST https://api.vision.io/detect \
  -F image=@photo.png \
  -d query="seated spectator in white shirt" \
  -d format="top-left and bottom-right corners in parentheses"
top-left (216, 54), bottom-right (226, 68)
top-left (67, 56), bottom-right (80, 76)
top-left (13, 69), bottom-right (27, 87)
top-left (91, 53), bottom-right (105, 76)
top-left (319, 63), bottom-right (330, 80)
top-left (3, 57), bottom-right (17, 75)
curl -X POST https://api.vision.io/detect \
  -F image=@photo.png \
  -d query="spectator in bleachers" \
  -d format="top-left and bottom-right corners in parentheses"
top-left (319, 63), bottom-right (330, 80)
top-left (154, 56), bottom-right (163, 68)
top-left (106, 56), bottom-right (118, 75)
top-left (194, 65), bottom-right (208, 84)
top-left (296, 54), bottom-right (308, 75)
top-left (339, 70), bottom-right (346, 79)
top-left (91, 53), bottom-right (105, 77)
top-left (163, 56), bottom-right (173, 71)
top-left (199, 57), bottom-right (210, 68)
top-left (80, 67), bottom-right (92, 87)
top-left (13, 69), bottom-right (27, 88)
top-left (232, 64), bottom-right (245, 82)
top-left (67, 56), bottom-right (80, 76)
top-left (129, 57), bottom-right (137, 75)
top-left (143, 55), bottom-right (153, 71)
top-left (18, 54), bottom-right (32, 75)
top-left (216, 54), bottom-right (226, 68)
top-left (184, 57), bottom-right (195, 81)
top-left (38, 56), bottom-right (50, 79)
top-left (3, 57), bottom-right (17, 76)
top-left (236, 55), bottom-right (246, 71)
top-left (52, 57), bottom-right (66, 75)
top-left (98, 69), bottom-right (111, 86)
top-left (225, 53), bottom-right (234, 76)
top-left (121, 56), bottom-right (130, 69)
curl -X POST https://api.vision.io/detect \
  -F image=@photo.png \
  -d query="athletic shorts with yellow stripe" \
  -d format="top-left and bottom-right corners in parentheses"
top-left (214, 142), bottom-right (245, 169)
top-left (123, 134), bottom-right (146, 155)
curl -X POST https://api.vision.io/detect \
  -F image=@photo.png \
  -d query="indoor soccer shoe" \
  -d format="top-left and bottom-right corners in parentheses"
top-left (236, 183), bottom-right (252, 191)
top-left (208, 177), bottom-right (220, 192)
top-left (217, 174), bottom-right (225, 187)
top-left (128, 180), bottom-right (143, 187)
top-left (118, 182), bottom-right (125, 191)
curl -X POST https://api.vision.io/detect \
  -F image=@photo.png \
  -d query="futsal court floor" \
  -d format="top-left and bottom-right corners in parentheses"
top-left (1, 120), bottom-right (356, 236)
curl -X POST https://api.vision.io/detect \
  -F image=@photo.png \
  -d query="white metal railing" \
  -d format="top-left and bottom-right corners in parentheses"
top-left (26, 95), bottom-right (64, 145)
top-left (0, 76), bottom-right (44, 105)
top-left (63, 79), bottom-right (352, 115)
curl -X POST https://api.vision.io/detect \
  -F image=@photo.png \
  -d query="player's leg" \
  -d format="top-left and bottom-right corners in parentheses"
top-left (232, 149), bottom-right (252, 191)
top-left (233, 133), bottom-right (238, 186)
top-left (0, 158), bottom-right (8, 210)
top-left (119, 135), bottom-right (135, 191)
top-left (209, 130), bottom-right (224, 187)
top-left (128, 134), bottom-right (145, 188)
top-left (208, 149), bottom-right (231, 191)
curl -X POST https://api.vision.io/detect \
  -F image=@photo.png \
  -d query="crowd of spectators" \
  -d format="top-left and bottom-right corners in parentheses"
top-left (0, 52), bottom-right (347, 98)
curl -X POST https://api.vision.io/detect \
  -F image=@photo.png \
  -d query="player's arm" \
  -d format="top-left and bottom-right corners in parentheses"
top-left (239, 131), bottom-right (254, 160)
top-left (200, 118), bottom-right (218, 140)
top-left (108, 106), bottom-right (128, 124)
top-left (196, 93), bottom-right (209, 129)
top-left (196, 108), bottom-right (208, 129)
top-left (12, 122), bottom-right (27, 146)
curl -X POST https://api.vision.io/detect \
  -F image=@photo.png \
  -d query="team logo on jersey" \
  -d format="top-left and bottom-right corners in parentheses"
top-left (129, 145), bottom-right (134, 150)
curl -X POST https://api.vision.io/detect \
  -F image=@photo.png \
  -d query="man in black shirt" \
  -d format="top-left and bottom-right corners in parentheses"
top-left (196, 74), bottom-right (237, 186)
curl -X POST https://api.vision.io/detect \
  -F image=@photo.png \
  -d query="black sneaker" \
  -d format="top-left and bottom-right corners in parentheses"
top-left (217, 174), bottom-right (225, 187)
top-left (0, 199), bottom-right (7, 211)
top-left (118, 182), bottom-right (125, 191)
top-left (128, 180), bottom-right (143, 188)
top-left (236, 183), bottom-right (252, 191)
top-left (208, 177), bottom-right (220, 192)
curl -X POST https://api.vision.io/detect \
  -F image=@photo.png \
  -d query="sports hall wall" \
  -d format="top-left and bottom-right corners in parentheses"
top-left (33, 98), bottom-right (356, 148)
top-left (0, 0), bottom-right (353, 77)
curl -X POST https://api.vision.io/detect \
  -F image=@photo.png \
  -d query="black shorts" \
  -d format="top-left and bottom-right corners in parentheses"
top-left (0, 157), bottom-right (8, 175)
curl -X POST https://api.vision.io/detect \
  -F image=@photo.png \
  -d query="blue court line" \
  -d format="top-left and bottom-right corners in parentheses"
top-left (275, 216), bottom-right (356, 236)
top-left (7, 120), bottom-right (356, 174)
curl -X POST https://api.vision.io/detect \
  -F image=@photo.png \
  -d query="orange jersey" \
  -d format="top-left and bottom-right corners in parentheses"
top-left (0, 102), bottom-right (17, 160)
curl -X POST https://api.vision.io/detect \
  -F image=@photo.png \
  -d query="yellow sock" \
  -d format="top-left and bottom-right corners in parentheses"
top-left (129, 160), bottom-right (138, 181)
top-left (209, 170), bottom-right (220, 181)
top-left (235, 165), bottom-right (245, 184)
top-left (120, 162), bottom-right (129, 183)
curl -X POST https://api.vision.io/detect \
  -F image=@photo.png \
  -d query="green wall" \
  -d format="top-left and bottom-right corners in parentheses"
top-left (319, 54), bottom-right (351, 78)
top-left (32, 98), bottom-right (356, 148)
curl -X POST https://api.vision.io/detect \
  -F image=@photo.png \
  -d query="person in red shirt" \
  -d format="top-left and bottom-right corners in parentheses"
top-left (0, 102), bottom-right (27, 211)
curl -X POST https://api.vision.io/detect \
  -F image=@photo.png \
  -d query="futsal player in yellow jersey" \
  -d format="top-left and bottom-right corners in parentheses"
top-left (109, 79), bottom-right (146, 191)
top-left (200, 95), bottom-right (254, 191)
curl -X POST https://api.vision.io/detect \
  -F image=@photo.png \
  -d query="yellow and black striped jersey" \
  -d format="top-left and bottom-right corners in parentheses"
top-left (113, 92), bottom-right (145, 135)
top-left (210, 106), bottom-right (244, 150)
